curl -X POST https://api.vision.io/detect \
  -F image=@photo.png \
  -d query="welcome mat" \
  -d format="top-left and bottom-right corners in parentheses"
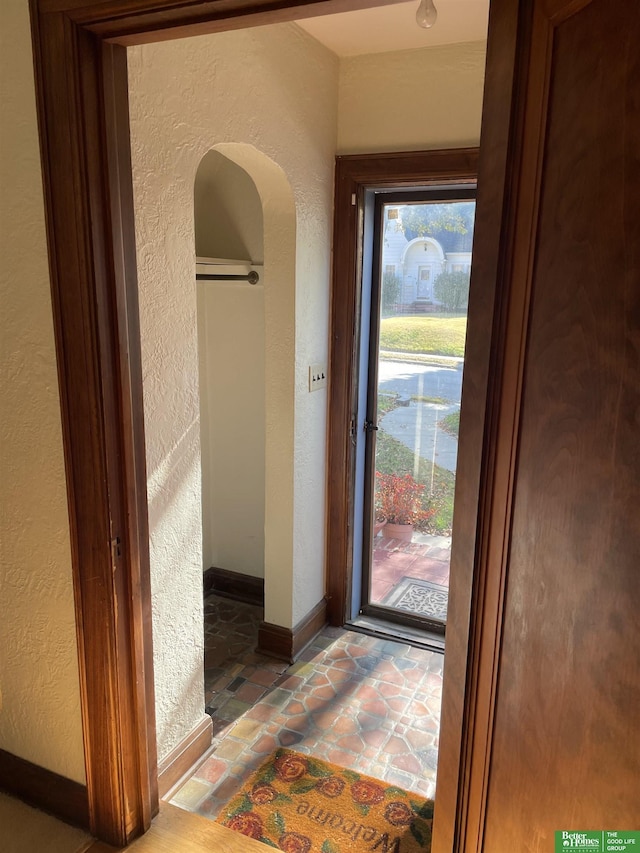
top-left (217, 748), bottom-right (433, 853)
top-left (382, 578), bottom-right (448, 621)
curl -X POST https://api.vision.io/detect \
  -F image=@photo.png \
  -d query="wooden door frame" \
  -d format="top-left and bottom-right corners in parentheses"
top-left (326, 148), bottom-right (479, 630)
top-left (27, 0), bottom-right (527, 847)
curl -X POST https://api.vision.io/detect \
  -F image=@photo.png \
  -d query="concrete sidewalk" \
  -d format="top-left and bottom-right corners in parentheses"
top-left (379, 349), bottom-right (464, 369)
top-left (376, 356), bottom-right (461, 473)
top-left (379, 400), bottom-right (459, 473)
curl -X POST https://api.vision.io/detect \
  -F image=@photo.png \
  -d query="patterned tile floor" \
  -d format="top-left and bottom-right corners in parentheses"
top-left (169, 595), bottom-right (444, 819)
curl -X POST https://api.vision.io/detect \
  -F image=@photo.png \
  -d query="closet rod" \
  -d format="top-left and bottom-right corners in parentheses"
top-left (196, 271), bottom-right (260, 284)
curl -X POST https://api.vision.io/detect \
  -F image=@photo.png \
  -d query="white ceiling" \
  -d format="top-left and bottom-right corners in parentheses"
top-left (296, 0), bottom-right (489, 57)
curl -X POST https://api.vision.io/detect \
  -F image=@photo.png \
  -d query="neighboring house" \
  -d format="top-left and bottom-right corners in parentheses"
top-left (382, 206), bottom-right (473, 310)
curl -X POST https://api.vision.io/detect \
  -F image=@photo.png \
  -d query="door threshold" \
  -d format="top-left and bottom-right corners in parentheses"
top-left (347, 615), bottom-right (445, 653)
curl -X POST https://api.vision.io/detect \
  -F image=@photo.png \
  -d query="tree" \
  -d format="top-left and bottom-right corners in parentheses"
top-left (433, 270), bottom-right (470, 313)
top-left (381, 271), bottom-right (401, 315)
top-left (399, 201), bottom-right (474, 241)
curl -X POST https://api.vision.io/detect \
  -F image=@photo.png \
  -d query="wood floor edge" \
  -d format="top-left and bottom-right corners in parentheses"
top-left (0, 747), bottom-right (90, 830)
top-left (86, 803), bottom-right (274, 852)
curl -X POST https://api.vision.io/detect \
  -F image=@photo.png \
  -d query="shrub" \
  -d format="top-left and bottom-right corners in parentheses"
top-left (375, 472), bottom-right (435, 526)
top-left (433, 271), bottom-right (470, 312)
top-left (381, 272), bottom-right (401, 315)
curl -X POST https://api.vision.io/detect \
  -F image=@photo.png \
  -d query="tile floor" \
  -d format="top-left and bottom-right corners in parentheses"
top-left (169, 595), bottom-right (444, 820)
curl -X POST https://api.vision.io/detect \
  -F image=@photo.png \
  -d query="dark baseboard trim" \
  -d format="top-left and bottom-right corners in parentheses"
top-left (0, 748), bottom-right (89, 829)
top-left (256, 621), bottom-right (291, 661)
top-left (203, 566), bottom-right (264, 607)
top-left (257, 598), bottom-right (328, 663)
top-left (293, 598), bottom-right (328, 658)
top-left (158, 715), bottom-right (213, 799)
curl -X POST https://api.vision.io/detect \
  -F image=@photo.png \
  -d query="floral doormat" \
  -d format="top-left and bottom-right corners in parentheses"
top-left (216, 748), bottom-right (434, 853)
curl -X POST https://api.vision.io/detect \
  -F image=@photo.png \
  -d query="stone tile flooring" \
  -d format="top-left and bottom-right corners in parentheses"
top-left (169, 595), bottom-right (443, 819)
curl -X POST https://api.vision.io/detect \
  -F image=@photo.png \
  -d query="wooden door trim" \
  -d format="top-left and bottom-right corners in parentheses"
top-left (431, 2), bottom-right (532, 849)
top-left (29, 5), bottom-right (158, 842)
top-left (44, 0), bottom-right (410, 43)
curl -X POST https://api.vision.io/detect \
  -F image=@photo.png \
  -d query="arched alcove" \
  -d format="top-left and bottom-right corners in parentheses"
top-left (195, 152), bottom-right (265, 584)
top-left (194, 144), bottom-right (297, 630)
top-left (195, 150), bottom-right (264, 263)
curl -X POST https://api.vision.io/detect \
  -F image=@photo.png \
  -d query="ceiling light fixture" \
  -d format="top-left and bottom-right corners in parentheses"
top-left (416, 0), bottom-right (438, 28)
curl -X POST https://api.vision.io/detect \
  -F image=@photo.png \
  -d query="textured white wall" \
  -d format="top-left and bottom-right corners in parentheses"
top-left (128, 23), bottom-right (338, 760)
top-left (338, 41), bottom-right (486, 154)
top-left (0, 0), bottom-right (85, 783)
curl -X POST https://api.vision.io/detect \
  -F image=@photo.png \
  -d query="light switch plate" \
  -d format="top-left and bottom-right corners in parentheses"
top-left (309, 363), bottom-right (327, 392)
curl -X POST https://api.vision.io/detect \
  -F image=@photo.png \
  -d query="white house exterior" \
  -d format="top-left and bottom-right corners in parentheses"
top-left (381, 206), bottom-right (472, 310)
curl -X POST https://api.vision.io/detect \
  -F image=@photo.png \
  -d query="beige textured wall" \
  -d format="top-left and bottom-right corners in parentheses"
top-left (128, 23), bottom-right (338, 761)
top-left (198, 279), bottom-right (266, 579)
top-left (0, 0), bottom-right (85, 783)
top-left (338, 41), bottom-right (486, 154)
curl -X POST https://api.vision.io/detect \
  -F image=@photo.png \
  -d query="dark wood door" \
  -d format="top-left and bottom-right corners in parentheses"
top-left (454, 0), bottom-right (640, 848)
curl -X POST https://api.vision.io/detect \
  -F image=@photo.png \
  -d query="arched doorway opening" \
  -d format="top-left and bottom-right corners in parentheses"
top-left (195, 143), bottom-right (297, 634)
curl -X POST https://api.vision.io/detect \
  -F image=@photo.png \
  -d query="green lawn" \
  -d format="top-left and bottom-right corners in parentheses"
top-left (377, 392), bottom-right (399, 418)
top-left (375, 431), bottom-right (456, 535)
top-left (379, 315), bottom-right (467, 357)
top-left (439, 409), bottom-right (460, 437)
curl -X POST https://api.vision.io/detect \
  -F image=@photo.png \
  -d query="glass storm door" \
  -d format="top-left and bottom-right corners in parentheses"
top-left (356, 188), bottom-right (476, 636)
